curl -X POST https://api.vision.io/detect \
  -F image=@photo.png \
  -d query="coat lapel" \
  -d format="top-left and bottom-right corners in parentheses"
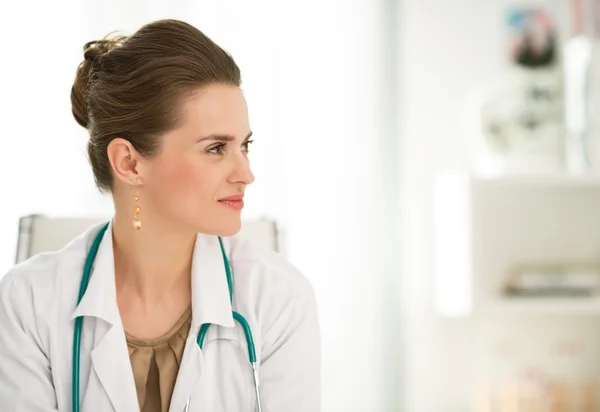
top-left (169, 234), bottom-right (236, 411)
top-left (189, 234), bottom-right (235, 332)
top-left (71, 221), bottom-right (139, 412)
top-left (167, 333), bottom-right (204, 412)
top-left (90, 325), bottom-right (140, 412)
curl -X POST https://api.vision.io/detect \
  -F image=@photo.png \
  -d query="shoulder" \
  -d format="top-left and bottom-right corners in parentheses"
top-left (223, 235), bottom-right (318, 338)
top-left (225, 234), bottom-right (315, 300)
top-left (224, 235), bottom-right (320, 367)
top-left (0, 223), bottom-right (100, 317)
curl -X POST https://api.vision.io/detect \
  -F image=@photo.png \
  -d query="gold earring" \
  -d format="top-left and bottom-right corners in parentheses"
top-left (133, 190), bottom-right (142, 229)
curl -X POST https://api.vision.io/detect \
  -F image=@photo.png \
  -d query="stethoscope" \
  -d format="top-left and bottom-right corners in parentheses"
top-left (72, 222), bottom-right (262, 412)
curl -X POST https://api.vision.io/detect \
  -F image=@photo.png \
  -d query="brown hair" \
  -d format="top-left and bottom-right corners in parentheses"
top-left (70, 19), bottom-right (241, 192)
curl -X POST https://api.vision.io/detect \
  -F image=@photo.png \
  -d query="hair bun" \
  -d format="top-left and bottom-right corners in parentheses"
top-left (71, 36), bottom-right (127, 129)
top-left (83, 37), bottom-right (125, 62)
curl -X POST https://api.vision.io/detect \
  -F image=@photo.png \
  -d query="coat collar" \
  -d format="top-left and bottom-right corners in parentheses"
top-left (70, 220), bottom-right (235, 330)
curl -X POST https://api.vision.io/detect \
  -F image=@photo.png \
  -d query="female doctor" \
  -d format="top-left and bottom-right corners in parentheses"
top-left (0, 19), bottom-right (320, 412)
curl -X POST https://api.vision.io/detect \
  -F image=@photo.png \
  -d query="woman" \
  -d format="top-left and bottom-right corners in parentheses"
top-left (0, 19), bottom-right (320, 412)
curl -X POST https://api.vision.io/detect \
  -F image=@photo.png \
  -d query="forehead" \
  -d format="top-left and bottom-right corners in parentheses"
top-left (178, 84), bottom-right (249, 136)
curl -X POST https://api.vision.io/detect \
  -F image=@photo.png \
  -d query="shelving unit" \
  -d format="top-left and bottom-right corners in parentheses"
top-left (432, 171), bottom-right (600, 410)
top-left (432, 171), bottom-right (600, 317)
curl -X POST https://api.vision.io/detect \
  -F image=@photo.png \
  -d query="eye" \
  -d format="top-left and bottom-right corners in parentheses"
top-left (207, 143), bottom-right (226, 155)
top-left (242, 140), bottom-right (254, 153)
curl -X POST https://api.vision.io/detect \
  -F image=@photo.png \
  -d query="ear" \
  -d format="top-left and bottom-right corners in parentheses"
top-left (106, 138), bottom-right (144, 186)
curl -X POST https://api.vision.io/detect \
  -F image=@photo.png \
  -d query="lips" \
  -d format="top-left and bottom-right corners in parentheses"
top-left (218, 194), bottom-right (245, 211)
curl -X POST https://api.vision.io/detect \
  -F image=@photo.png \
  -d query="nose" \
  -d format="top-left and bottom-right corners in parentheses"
top-left (229, 152), bottom-right (255, 185)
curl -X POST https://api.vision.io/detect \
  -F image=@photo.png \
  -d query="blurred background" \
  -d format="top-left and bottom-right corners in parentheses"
top-left (2, 0), bottom-right (600, 411)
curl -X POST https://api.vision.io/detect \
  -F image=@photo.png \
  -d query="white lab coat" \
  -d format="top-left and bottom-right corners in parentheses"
top-left (0, 221), bottom-right (320, 412)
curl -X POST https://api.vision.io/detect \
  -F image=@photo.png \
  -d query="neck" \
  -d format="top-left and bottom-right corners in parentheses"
top-left (111, 209), bottom-right (196, 305)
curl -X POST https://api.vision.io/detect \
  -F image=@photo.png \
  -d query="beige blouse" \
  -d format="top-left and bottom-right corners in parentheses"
top-left (126, 306), bottom-right (192, 412)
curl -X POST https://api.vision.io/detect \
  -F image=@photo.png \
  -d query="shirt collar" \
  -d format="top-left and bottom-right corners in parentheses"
top-left (70, 221), bottom-right (235, 330)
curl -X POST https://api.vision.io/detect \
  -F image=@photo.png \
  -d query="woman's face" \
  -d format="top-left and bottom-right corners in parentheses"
top-left (139, 83), bottom-right (255, 237)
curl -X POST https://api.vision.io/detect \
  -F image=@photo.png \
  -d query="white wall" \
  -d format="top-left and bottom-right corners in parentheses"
top-left (397, 0), bottom-right (501, 410)
top-left (0, 1), bottom-right (401, 410)
top-left (398, 0), bottom-right (508, 404)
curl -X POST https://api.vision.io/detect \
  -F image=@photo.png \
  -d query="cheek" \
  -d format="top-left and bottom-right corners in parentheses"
top-left (148, 155), bottom-right (215, 203)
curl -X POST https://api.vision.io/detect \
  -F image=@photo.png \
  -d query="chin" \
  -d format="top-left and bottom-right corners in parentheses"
top-left (215, 223), bottom-right (242, 237)
top-left (194, 217), bottom-right (242, 238)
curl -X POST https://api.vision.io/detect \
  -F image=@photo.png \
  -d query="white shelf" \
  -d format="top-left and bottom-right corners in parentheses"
top-left (474, 174), bottom-right (600, 187)
top-left (487, 297), bottom-right (600, 315)
top-left (432, 171), bottom-right (600, 317)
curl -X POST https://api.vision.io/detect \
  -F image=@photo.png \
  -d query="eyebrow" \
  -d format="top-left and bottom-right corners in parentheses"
top-left (197, 131), bottom-right (253, 143)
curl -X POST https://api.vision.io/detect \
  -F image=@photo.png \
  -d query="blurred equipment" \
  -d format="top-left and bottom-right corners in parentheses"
top-left (563, 0), bottom-right (595, 174)
top-left (15, 214), bottom-right (280, 264)
top-left (503, 262), bottom-right (600, 298)
top-left (467, 7), bottom-right (565, 177)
